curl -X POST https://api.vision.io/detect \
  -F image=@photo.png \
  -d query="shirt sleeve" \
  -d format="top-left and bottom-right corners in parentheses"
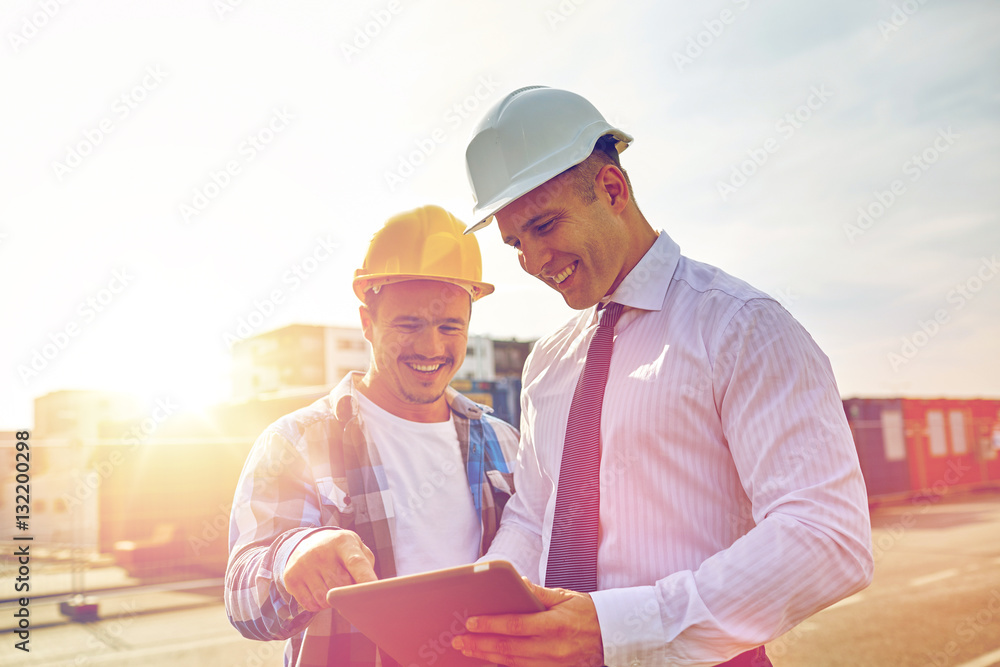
top-left (480, 374), bottom-right (547, 582)
top-left (224, 428), bottom-right (337, 641)
top-left (592, 299), bottom-right (874, 666)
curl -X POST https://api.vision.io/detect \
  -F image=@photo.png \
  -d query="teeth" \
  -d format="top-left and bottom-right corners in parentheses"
top-left (553, 263), bottom-right (576, 284)
top-left (408, 363), bottom-right (442, 372)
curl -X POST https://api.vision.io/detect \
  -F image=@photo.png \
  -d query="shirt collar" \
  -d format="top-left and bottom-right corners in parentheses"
top-left (444, 385), bottom-right (491, 419)
top-left (601, 229), bottom-right (680, 312)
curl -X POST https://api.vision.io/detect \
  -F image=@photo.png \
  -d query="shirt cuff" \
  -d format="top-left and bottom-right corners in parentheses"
top-left (590, 585), bottom-right (664, 667)
top-left (274, 526), bottom-right (342, 606)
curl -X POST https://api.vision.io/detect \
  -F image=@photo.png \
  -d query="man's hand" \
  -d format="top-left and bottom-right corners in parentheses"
top-left (283, 529), bottom-right (376, 612)
top-left (451, 580), bottom-right (604, 667)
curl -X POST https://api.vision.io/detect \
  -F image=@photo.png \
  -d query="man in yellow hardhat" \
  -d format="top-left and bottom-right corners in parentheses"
top-left (225, 205), bottom-right (519, 667)
top-left (453, 87), bottom-right (873, 667)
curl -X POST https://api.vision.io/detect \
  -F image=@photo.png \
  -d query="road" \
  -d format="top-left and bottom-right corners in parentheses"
top-left (3, 489), bottom-right (999, 667)
top-left (770, 488), bottom-right (1000, 667)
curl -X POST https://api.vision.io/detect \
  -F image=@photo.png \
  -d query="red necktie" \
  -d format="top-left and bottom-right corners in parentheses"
top-left (545, 301), bottom-right (624, 592)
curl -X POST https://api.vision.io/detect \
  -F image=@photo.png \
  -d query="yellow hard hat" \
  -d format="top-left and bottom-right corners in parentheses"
top-left (353, 205), bottom-right (495, 302)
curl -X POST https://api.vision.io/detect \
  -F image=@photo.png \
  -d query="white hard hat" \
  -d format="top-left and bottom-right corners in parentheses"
top-left (463, 86), bottom-right (632, 234)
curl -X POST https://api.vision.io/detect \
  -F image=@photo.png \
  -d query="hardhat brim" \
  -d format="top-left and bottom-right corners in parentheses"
top-left (353, 273), bottom-right (495, 303)
top-left (464, 128), bottom-right (633, 235)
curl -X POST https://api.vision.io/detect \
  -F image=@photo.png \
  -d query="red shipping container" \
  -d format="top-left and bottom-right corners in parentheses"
top-left (968, 399), bottom-right (1000, 484)
top-left (900, 398), bottom-right (988, 493)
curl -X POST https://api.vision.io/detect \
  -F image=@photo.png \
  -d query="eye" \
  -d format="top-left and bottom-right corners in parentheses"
top-left (396, 323), bottom-right (420, 333)
top-left (536, 219), bottom-right (554, 234)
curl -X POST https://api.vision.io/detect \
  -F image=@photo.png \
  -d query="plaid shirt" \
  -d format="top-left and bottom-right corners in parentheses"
top-left (225, 373), bottom-right (519, 667)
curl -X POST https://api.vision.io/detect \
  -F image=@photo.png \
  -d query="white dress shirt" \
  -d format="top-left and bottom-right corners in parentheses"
top-left (484, 230), bottom-right (873, 666)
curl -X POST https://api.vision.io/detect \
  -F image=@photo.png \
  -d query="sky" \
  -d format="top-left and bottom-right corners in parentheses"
top-left (1, 0), bottom-right (998, 430)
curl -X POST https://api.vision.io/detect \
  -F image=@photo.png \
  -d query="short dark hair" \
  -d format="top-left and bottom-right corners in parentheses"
top-left (566, 135), bottom-right (635, 205)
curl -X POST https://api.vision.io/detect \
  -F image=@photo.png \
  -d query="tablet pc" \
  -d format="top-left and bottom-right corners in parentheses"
top-left (326, 560), bottom-right (544, 667)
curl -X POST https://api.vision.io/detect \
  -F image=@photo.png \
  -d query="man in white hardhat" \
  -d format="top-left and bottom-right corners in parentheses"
top-left (225, 205), bottom-right (519, 667)
top-left (453, 86), bottom-right (873, 666)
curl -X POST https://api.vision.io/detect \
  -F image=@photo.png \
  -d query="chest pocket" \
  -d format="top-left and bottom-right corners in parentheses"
top-left (316, 476), bottom-right (355, 527)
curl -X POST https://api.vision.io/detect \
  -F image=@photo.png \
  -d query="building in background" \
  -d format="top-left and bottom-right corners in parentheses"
top-left (34, 389), bottom-right (142, 439)
top-left (491, 339), bottom-right (534, 379)
top-left (231, 324), bottom-right (369, 400)
top-left (456, 336), bottom-right (495, 381)
top-left (454, 337), bottom-right (533, 383)
top-left (0, 391), bottom-right (145, 552)
top-left (454, 338), bottom-right (533, 426)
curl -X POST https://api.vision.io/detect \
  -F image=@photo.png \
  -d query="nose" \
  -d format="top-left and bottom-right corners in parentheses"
top-left (411, 325), bottom-right (446, 359)
top-left (519, 237), bottom-right (552, 278)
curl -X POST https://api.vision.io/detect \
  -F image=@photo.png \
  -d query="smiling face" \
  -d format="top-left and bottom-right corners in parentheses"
top-left (495, 164), bottom-right (632, 310)
top-left (358, 279), bottom-right (471, 422)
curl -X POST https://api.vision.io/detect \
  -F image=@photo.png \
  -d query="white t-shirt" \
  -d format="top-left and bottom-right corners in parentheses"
top-left (356, 392), bottom-right (481, 576)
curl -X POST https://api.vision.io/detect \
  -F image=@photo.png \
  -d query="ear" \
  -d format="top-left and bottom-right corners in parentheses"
top-left (359, 305), bottom-right (375, 344)
top-left (595, 164), bottom-right (629, 214)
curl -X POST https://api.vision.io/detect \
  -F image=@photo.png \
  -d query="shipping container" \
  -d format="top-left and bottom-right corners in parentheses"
top-left (900, 399), bottom-right (984, 492)
top-left (844, 397), bottom-right (1000, 499)
top-left (843, 398), bottom-right (912, 497)
top-left (968, 399), bottom-right (1000, 483)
